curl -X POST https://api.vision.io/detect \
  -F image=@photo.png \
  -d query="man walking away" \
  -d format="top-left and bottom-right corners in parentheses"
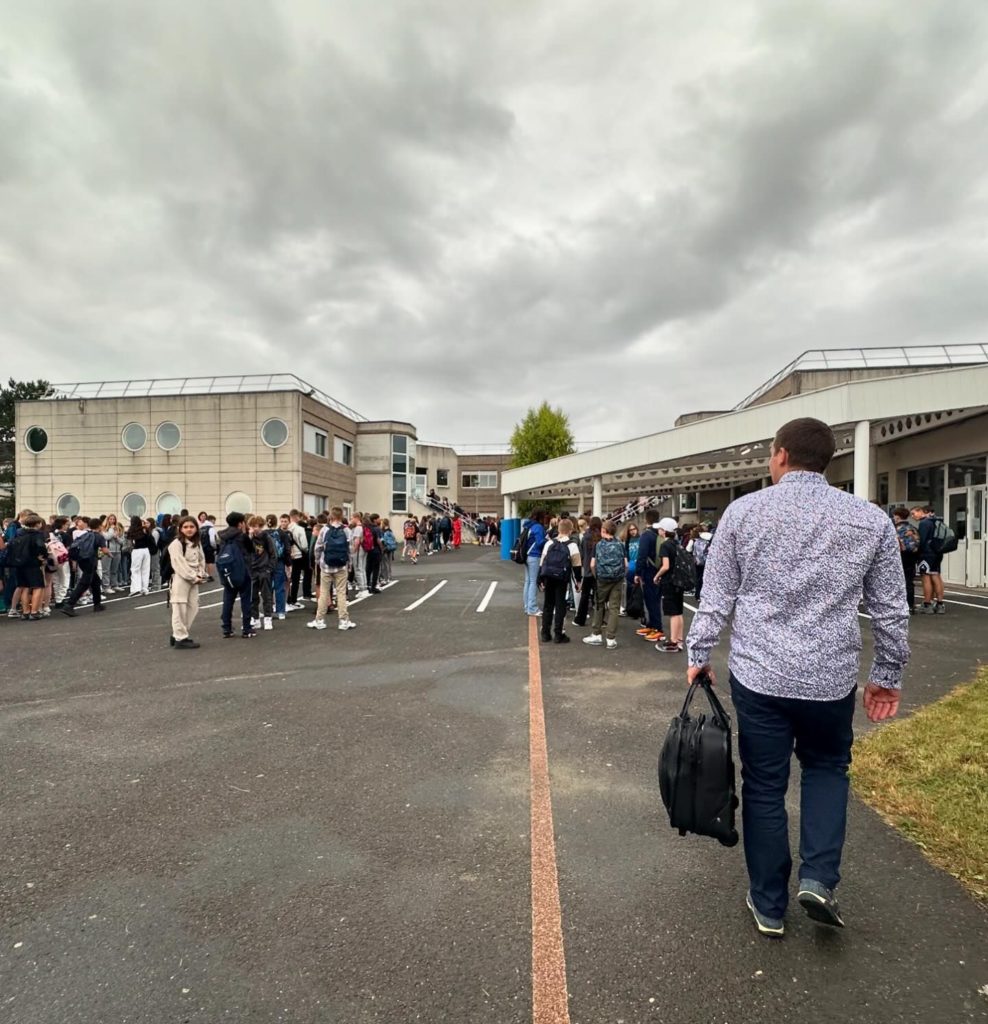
top-left (686, 417), bottom-right (909, 938)
top-left (582, 519), bottom-right (626, 649)
top-left (308, 507), bottom-right (357, 632)
top-left (62, 518), bottom-right (109, 616)
top-left (893, 507), bottom-right (920, 614)
top-left (633, 509), bottom-right (664, 643)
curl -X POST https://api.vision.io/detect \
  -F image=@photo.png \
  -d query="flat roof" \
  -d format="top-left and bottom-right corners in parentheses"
top-left (45, 374), bottom-right (367, 422)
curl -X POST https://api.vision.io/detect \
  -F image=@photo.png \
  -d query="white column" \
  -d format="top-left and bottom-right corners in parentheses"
top-left (853, 420), bottom-right (872, 499)
top-left (503, 494), bottom-right (512, 519)
top-left (510, 499), bottom-right (518, 519)
top-left (592, 476), bottom-right (603, 517)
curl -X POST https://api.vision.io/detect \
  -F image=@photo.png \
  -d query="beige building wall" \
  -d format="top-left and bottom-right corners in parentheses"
top-left (354, 420), bottom-right (417, 515)
top-left (16, 392), bottom-right (302, 519)
top-left (415, 444), bottom-right (460, 503)
top-left (457, 453), bottom-right (511, 516)
top-left (299, 396), bottom-right (358, 511)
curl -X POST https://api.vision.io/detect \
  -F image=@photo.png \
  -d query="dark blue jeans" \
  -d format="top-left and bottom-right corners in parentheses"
top-left (730, 674), bottom-right (856, 919)
top-left (221, 579), bottom-right (253, 635)
top-left (642, 578), bottom-right (663, 632)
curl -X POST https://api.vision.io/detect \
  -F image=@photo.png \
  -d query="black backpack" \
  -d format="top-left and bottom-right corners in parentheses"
top-left (540, 539), bottom-right (571, 581)
top-left (658, 673), bottom-right (739, 848)
top-left (669, 545), bottom-right (697, 592)
top-left (511, 525), bottom-right (531, 565)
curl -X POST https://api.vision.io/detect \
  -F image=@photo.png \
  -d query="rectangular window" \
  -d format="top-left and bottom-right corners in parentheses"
top-left (334, 437), bottom-right (354, 466)
top-left (342, 502), bottom-right (353, 521)
top-left (907, 465), bottom-right (945, 515)
top-left (303, 493), bottom-right (327, 516)
top-left (436, 469), bottom-right (449, 488)
top-left (304, 423), bottom-right (328, 457)
top-left (678, 492), bottom-right (698, 513)
top-left (461, 472), bottom-right (497, 489)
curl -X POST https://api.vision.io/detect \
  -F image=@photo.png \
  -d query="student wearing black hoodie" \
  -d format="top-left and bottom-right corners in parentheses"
top-left (247, 515), bottom-right (277, 631)
top-left (218, 512), bottom-right (255, 638)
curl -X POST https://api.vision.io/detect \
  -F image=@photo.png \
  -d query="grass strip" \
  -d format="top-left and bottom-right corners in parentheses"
top-left (851, 668), bottom-right (988, 905)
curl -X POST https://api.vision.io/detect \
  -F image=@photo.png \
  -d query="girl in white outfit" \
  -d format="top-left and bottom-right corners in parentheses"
top-left (168, 516), bottom-right (208, 649)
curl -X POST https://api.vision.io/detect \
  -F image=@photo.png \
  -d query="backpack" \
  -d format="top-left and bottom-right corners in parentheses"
top-left (69, 531), bottom-right (98, 564)
top-left (321, 524), bottom-right (349, 569)
top-left (157, 528), bottom-right (173, 554)
top-left (594, 538), bottom-right (625, 580)
top-left (5, 532), bottom-right (34, 568)
top-left (199, 524), bottom-right (215, 558)
top-left (930, 517), bottom-right (958, 555)
top-left (269, 529), bottom-right (285, 560)
top-left (361, 526), bottom-right (375, 552)
top-left (46, 535), bottom-right (69, 565)
top-left (692, 536), bottom-right (711, 566)
top-left (382, 530), bottom-right (397, 553)
top-left (669, 545), bottom-right (697, 592)
top-left (511, 525), bottom-right (531, 564)
top-left (216, 536), bottom-right (248, 590)
top-left (403, 521), bottom-right (417, 541)
top-left (540, 539), bottom-right (572, 581)
top-left (658, 673), bottom-right (739, 848)
top-left (897, 523), bottom-right (920, 555)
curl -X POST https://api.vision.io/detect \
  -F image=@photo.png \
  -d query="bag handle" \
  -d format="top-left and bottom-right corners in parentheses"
top-left (677, 670), bottom-right (730, 729)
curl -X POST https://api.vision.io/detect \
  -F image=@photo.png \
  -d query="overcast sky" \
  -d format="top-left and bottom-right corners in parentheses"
top-left (2, 1), bottom-right (987, 444)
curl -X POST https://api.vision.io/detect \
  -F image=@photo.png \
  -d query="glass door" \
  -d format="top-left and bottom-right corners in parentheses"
top-left (944, 490), bottom-right (968, 585)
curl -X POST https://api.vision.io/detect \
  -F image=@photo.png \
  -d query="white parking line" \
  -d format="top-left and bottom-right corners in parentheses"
top-left (944, 599), bottom-right (988, 611)
top-left (404, 580), bottom-right (447, 611)
top-left (477, 581), bottom-right (498, 613)
top-left (135, 588), bottom-right (223, 610)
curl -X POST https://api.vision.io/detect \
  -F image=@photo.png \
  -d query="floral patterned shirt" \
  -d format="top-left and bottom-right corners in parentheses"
top-left (686, 471), bottom-right (910, 700)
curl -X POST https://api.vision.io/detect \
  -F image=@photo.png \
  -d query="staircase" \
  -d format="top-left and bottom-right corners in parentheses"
top-left (408, 494), bottom-right (482, 535)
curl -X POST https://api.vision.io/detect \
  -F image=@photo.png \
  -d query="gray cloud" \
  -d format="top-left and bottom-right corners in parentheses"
top-left (1, 0), bottom-right (986, 444)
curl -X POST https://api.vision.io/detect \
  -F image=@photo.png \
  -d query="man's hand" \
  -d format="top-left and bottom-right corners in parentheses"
top-left (686, 664), bottom-right (716, 687)
top-left (633, 575), bottom-right (641, 586)
top-left (863, 683), bottom-right (900, 723)
top-left (653, 573), bottom-right (661, 585)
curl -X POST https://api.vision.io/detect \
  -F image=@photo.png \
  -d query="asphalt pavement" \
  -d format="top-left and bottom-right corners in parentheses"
top-left (1, 547), bottom-right (986, 1023)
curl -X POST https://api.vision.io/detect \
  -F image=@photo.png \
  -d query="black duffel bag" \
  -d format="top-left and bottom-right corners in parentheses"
top-left (625, 582), bottom-right (644, 621)
top-left (658, 672), bottom-right (739, 848)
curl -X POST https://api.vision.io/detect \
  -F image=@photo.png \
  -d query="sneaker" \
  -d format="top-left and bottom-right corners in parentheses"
top-left (250, 618), bottom-right (261, 629)
top-left (934, 602), bottom-right (946, 614)
top-left (289, 602), bottom-right (306, 611)
top-left (797, 879), bottom-right (844, 928)
top-left (655, 640), bottom-right (682, 653)
top-left (40, 608), bottom-right (51, 618)
top-left (618, 607), bottom-right (627, 616)
top-left (263, 617), bottom-right (273, 630)
top-left (277, 613), bottom-right (286, 620)
top-left (307, 619), bottom-right (327, 630)
top-left (553, 633), bottom-right (570, 644)
top-left (582, 634), bottom-right (604, 646)
top-left (746, 892), bottom-right (785, 938)
top-left (175, 637), bottom-right (201, 649)
top-left (60, 606), bottom-right (77, 617)
top-left (242, 630), bottom-right (257, 638)
top-left (635, 626), bottom-right (653, 636)
top-left (605, 639), bottom-right (618, 650)
top-left (921, 603), bottom-right (933, 614)
top-left (7, 610), bottom-right (22, 619)
top-left (641, 630), bottom-right (665, 642)
top-left (339, 620), bottom-right (356, 630)
top-left (27, 612), bottom-right (41, 620)
top-left (355, 591), bottom-right (370, 600)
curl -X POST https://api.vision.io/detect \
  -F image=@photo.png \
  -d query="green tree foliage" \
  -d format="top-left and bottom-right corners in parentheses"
top-left (509, 402), bottom-right (575, 469)
top-left (0, 379), bottom-right (56, 518)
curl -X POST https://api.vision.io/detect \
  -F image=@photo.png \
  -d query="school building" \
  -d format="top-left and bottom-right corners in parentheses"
top-left (14, 375), bottom-right (511, 527)
top-left (500, 345), bottom-right (988, 589)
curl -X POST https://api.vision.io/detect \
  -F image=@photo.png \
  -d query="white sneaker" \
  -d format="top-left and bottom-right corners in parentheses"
top-left (307, 619), bottom-right (326, 630)
top-left (289, 602), bottom-right (305, 611)
top-left (339, 619), bottom-right (356, 630)
top-left (606, 639), bottom-right (618, 650)
top-left (277, 613), bottom-right (286, 620)
top-left (583, 634), bottom-right (603, 646)
top-left (250, 618), bottom-right (261, 629)
top-left (356, 590), bottom-right (370, 600)
top-left (263, 617), bottom-right (273, 630)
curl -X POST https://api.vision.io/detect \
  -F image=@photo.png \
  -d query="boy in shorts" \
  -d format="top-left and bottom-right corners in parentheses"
top-left (7, 515), bottom-right (48, 619)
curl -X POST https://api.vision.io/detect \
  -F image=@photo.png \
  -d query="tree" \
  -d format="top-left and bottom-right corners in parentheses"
top-left (0, 378), bottom-right (56, 518)
top-left (509, 402), bottom-right (576, 516)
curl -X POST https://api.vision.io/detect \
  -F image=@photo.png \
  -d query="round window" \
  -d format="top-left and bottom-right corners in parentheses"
top-left (225, 491), bottom-right (253, 515)
top-left (261, 418), bottom-right (289, 449)
top-left (121, 493), bottom-right (147, 519)
top-left (56, 493), bottom-right (81, 517)
top-left (156, 492), bottom-right (182, 516)
top-left (122, 423), bottom-right (148, 452)
top-left (155, 421), bottom-right (182, 451)
top-left (25, 427), bottom-right (49, 453)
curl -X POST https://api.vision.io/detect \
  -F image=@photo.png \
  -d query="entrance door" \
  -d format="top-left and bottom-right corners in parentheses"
top-left (944, 487), bottom-right (987, 587)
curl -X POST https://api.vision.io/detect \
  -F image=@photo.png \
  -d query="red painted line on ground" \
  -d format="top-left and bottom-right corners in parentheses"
top-left (529, 615), bottom-right (571, 1024)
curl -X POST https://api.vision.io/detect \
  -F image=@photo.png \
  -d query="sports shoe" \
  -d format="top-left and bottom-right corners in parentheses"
top-left (277, 613), bottom-right (286, 620)
top-left (641, 630), bottom-right (665, 642)
top-left (7, 610), bottom-right (22, 619)
top-left (307, 619), bottom-right (327, 630)
top-left (250, 618), bottom-right (261, 629)
top-left (797, 879), bottom-right (844, 928)
top-left (583, 634), bottom-right (604, 646)
top-left (921, 603), bottom-right (934, 614)
top-left (656, 640), bottom-right (683, 653)
top-left (338, 619), bottom-right (356, 630)
top-left (746, 892), bottom-right (784, 938)
top-left (175, 637), bottom-right (201, 649)
top-left (605, 639), bottom-right (618, 650)
top-left (934, 602), bottom-right (946, 614)
top-left (263, 617), bottom-right (273, 630)
top-left (356, 590), bottom-right (370, 600)
top-left (60, 606), bottom-right (77, 617)
top-left (635, 627), bottom-right (652, 636)
top-left (242, 630), bottom-right (257, 638)
top-left (553, 633), bottom-right (570, 644)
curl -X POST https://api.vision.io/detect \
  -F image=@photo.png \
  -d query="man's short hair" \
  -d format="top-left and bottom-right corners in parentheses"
top-left (330, 506), bottom-right (343, 519)
top-left (892, 506), bottom-right (909, 520)
top-left (645, 509), bottom-right (659, 525)
top-left (602, 519), bottom-right (616, 535)
top-left (23, 514), bottom-right (43, 529)
top-left (88, 517), bottom-right (102, 529)
top-left (226, 511), bottom-right (246, 528)
top-left (773, 418), bottom-right (836, 473)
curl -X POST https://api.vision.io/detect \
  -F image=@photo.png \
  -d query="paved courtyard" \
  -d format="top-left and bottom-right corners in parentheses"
top-left (2, 546), bottom-right (987, 1023)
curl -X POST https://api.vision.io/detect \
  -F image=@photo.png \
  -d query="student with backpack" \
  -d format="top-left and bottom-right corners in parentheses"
top-left (364, 515), bottom-right (383, 593)
top-left (913, 505), bottom-right (946, 614)
top-left (247, 516), bottom-right (277, 631)
top-left (402, 516), bottom-right (419, 563)
top-left (582, 520), bottom-right (627, 649)
top-left (167, 516), bottom-right (209, 648)
top-left (5, 514), bottom-right (48, 619)
top-left (521, 508), bottom-right (547, 616)
top-left (633, 509), bottom-right (665, 643)
top-left (572, 516), bottom-right (602, 627)
top-left (653, 517), bottom-right (691, 653)
top-left (539, 518), bottom-right (582, 643)
top-left (380, 518), bottom-right (397, 584)
top-left (217, 512), bottom-right (255, 638)
top-left (308, 507), bottom-right (357, 632)
top-left (893, 507), bottom-right (920, 614)
top-left (61, 518), bottom-right (109, 616)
